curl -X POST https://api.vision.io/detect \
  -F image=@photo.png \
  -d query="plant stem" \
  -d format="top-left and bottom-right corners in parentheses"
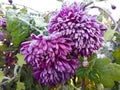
top-left (18, 17), bottom-right (43, 34)
top-left (0, 66), bottom-right (22, 86)
top-left (2, 2), bottom-right (40, 14)
top-left (90, 6), bottom-right (118, 31)
top-left (82, 78), bottom-right (85, 90)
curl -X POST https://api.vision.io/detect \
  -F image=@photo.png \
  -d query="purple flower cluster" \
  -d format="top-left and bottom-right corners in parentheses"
top-left (21, 33), bottom-right (79, 86)
top-left (0, 18), bottom-right (6, 30)
top-left (21, 2), bottom-right (107, 86)
top-left (48, 2), bottom-right (107, 57)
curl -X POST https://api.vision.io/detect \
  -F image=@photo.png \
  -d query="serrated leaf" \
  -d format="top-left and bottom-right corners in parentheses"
top-left (113, 47), bottom-right (120, 64)
top-left (94, 58), bottom-right (111, 68)
top-left (0, 71), bottom-right (4, 82)
top-left (16, 54), bottom-right (26, 67)
top-left (17, 81), bottom-right (25, 90)
top-left (89, 70), bottom-right (100, 83)
top-left (6, 10), bottom-right (30, 47)
top-left (94, 58), bottom-right (120, 87)
top-left (76, 67), bottom-right (89, 78)
top-left (104, 30), bottom-right (116, 42)
top-left (20, 7), bottom-right (27, 14)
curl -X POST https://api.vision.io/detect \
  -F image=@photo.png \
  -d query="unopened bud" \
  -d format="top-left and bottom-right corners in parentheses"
top-left (82, 61), bottom-right (89, 67)
top-left (8, 0), bottom-right (13, 4)
top-left (111, 4), bottom-right (116, 10)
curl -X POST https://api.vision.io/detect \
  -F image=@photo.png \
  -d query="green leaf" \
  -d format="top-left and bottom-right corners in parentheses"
top-left (20, 65), bottom-right (34, 89)
top-left (6, 10), bottom-right (30, 47)
top-left (17, 81), bottom-right (25, 90)
top-left (89, 70), bottom-right (100, 83)
top-left (0, 44), bottom-right (6, 51)
top-left (20, 7), bottom-right (27, 14)
top-left (61, 85), bottom-right (75, 90)
top-left (0, 57), bottom-right (5, 66)
top-left (94, 58), bottom-right (111, 68)
top-left (97, 14), bottom-right (103, 22)
top-left (76, 67), bottom-right (89, 78)
top-left (104, 30), bottom-right (116, 42)
top-left (94, 58), bottom-right (120, 87)
top-left (113, 47), bottom-right (120, 64)
top-left (16, 54), bottom-right (26, 67)
top-left (78, 56), bottom-right (84, 63)
top-left (0, 71), bottom-right (4, 82)
top-left (42, 85), bottom-right (49, 90)
top-left (57, 0), bottom-right (63, 2)
top-left (97, 83), bottom-right (104, 90)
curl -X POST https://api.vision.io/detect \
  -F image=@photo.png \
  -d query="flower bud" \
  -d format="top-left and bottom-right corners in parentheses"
top-left (8, 0), bottom-right (13, 4)
top-left (111, 4), bottom-right (116, 10)
top-left (82, 61), bottom-right (89, 67)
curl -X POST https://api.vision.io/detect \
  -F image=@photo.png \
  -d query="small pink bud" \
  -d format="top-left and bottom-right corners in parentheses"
top-left (82, 61), bottom-right (89, 67)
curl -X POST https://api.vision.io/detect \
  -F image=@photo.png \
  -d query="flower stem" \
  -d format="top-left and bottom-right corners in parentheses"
top-left (18, 17), bottom-right (43, 34)
top-left (90, 6), bottom-right (118, 31)
top-left (2, 2), bottom-right (40, 14)
top-left (82, 78), bottom-right (85, 90)
top-left (0, 66), bottom-right (22, 86)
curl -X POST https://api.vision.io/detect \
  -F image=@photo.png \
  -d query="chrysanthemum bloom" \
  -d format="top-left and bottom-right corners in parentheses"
top-left (21, 33), bottom-right (79, 86)
top-left (0, 18), bottom-right (6, 30)
top-left (48, 2), bottom-right (107, 57)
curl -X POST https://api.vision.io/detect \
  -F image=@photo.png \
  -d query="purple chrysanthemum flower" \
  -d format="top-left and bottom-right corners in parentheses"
top-left (0, 18), bottom-right (6, 30)
top-left (21, 33), bottom-right (79, 86)
top-left (33, 58), bottom-right (79, 86)
top-left (0, 32), bottom-right (4, 41)
top-left (48, 2), bottom-right (107, 57)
